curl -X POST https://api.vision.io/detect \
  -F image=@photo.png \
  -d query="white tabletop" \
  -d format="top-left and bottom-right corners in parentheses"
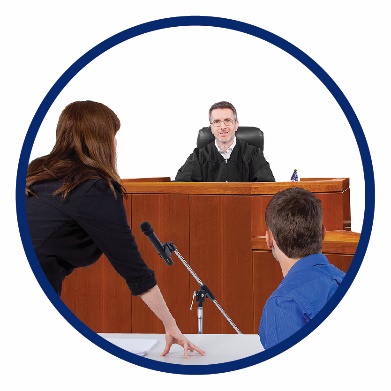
top-left (98, 333), bottom-right (264, 365)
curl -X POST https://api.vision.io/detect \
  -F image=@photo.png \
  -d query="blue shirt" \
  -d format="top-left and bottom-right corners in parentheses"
top-left (259, 253), bottom-right (345, 349)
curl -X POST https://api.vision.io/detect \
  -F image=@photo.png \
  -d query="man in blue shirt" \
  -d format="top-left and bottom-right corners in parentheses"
top-left (259, 187), bottom-right (346, 349)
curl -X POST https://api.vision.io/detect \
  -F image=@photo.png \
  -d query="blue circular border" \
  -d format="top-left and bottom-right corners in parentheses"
top-left (16, 16), bottom-right (374, 375)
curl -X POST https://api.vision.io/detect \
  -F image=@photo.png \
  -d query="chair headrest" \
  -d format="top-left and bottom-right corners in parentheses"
top-left (196, 126), bottom-right (264, 150)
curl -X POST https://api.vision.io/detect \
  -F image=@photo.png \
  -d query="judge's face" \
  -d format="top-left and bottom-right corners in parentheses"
top-left (210, 108), bottom-right (238, 145)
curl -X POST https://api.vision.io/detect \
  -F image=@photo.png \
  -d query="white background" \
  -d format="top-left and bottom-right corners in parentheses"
top-left (2, 1), bottom-right (389, 389)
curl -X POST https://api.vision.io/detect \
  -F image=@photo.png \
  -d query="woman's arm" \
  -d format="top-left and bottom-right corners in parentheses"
top-left (139, 285), bottom-right (205, 358)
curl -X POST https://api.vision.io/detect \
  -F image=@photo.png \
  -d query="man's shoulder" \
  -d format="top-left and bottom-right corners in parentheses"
top-left (238, 138), bottom-right (260, 148)
top-left (234, 139), bottom-right (261, 159)
top-left (274, 259), bottom-right (345, 299)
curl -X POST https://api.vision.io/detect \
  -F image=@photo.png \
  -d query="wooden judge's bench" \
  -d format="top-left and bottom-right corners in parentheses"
top-left (61, 178), bottom-right (360, 334)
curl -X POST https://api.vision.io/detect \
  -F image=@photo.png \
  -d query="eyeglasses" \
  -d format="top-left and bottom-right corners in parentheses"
top-left (210, 118), bottom-right (236, 127)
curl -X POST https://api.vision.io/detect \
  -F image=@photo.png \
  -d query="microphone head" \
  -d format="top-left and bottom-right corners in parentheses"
top-left (140, 221), bottom-right (153, 236)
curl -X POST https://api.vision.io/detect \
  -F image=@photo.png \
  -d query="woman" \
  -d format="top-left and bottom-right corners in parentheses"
top-left (26, 100), bottom-right (204, 358)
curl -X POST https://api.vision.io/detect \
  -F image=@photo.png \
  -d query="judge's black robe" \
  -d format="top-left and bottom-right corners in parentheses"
top-left (174, 139), bottom-right (275, 182)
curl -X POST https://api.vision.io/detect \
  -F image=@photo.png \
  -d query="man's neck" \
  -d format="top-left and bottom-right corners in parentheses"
top-left (273, 246), bottom-right (300, 277)
top-left (215, 137), bottom-right (236, 154)
top-left (280, 258), bottom-right (299, 277)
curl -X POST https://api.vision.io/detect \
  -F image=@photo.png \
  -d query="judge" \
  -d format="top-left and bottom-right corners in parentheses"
top-left (174, 101), bottom-right (275, 182)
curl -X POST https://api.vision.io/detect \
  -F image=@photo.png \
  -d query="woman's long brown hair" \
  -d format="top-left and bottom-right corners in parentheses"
top-left (26, 100), bottom-right (123, 198)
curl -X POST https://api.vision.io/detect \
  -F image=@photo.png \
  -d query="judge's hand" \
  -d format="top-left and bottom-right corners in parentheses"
top-left (161, 327), bottom-right (205, 359)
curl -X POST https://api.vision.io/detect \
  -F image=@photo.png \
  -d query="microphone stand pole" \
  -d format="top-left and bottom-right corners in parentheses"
top-left (164, 241), bottom-right (241, 334)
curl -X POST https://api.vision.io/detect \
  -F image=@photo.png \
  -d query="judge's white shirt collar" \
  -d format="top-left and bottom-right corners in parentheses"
top-left (215, 137), bottom-right (237, 160)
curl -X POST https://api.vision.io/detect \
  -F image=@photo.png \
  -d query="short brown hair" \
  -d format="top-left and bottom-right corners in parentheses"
top-left (265, 187), bottom-right (323, 258)
top-left (209, 101), bottom-right (238, 122)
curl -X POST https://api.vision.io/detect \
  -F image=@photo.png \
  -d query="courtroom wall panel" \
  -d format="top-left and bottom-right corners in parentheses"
top-left (189, 195), bottom-right (254, 334)
top-left (61, 256), bottom-right (131, 333)
top-left (252, 250), bottom-right (282, 334)
top-left (129, 194), bottom-right (191, 333)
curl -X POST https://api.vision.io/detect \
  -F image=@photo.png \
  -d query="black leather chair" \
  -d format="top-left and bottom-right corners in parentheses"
top-left (196, 126), bottom-right (264, 150)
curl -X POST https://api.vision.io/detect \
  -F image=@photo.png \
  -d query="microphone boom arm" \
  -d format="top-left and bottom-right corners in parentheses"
top-left (165, 242), bottom-right (242, 334)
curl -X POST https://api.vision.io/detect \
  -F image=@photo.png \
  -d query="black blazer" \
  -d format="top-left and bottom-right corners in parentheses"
top-left (26, 178), bottom-right (156, 295)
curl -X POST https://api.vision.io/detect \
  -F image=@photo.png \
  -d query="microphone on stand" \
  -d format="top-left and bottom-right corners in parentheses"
top-left (140, 222), bottom-right (173, 266)
top-left (141, 221), bottom-right (241, 333)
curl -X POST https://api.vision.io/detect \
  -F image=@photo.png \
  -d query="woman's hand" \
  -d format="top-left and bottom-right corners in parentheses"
top-left (161, 327), bottom-right (205, 359)
top-left (139, 286), bottom-right (206, 358)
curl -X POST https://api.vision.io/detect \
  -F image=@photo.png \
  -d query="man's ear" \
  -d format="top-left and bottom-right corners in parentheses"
top-left (266, 230), bottom-right (274, 249)
top-left (322, 224), bottom-right (326, 240)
